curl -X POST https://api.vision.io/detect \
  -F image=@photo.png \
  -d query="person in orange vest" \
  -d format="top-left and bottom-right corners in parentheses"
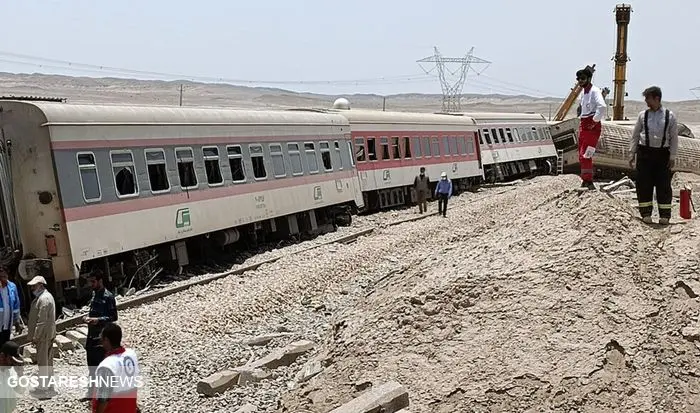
top-left (92, 323), bottom-right (140, 413)
top-left (575, 67), bottom-right (607, 190)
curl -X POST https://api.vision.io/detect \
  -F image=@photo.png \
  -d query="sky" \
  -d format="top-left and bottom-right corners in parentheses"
top-left (0, 0), bottom-right (698, 101)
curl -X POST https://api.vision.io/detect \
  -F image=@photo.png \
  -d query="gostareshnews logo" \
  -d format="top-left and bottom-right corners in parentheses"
top-left (0, 365), bottom-right (150, 400)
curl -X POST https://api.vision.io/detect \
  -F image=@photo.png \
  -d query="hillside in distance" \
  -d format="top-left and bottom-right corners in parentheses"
top-left (2, 72), bottom-right (700, 122)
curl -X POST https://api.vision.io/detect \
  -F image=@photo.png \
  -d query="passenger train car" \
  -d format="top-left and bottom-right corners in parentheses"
top-left (444, 112), bottom-right (558, 183)
top-left (0, 100), bottom-right (364, 306)
top-left (293, 100), bottom-right (483, 210)
top-left (549, 117), bottom-right (700, 179)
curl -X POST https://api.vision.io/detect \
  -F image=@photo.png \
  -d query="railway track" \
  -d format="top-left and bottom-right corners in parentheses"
top-left (11, 206), bottom-right (452, 347)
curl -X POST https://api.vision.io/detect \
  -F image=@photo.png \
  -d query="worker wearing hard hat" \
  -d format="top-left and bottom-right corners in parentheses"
top-left (575, 67), bottom-right (607, 190)
top-left (26, 275), bottom-right (56, 398)
top-left (434, 172), bottom-right (453, 217)
top-left (628, 86), bottom-right (678, 225)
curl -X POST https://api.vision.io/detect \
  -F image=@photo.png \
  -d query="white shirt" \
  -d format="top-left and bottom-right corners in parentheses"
top-left (0, 287), bottom-right (10, 331)
top-left (579, 85), bottom-right (607, 122)
top-left (0, 366), bottom-right (24, 412)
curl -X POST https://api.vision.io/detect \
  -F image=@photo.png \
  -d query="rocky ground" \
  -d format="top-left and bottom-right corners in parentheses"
top-left (14, 172), bottom-right (700, 412)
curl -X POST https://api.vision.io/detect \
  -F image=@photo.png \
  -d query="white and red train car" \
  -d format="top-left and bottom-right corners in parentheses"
top-left (0, 100), bottom-right (364, 306)
top-left (446, 112), bottom-right (559, 182)
top-left (295, 99), bottom-right (483, 211)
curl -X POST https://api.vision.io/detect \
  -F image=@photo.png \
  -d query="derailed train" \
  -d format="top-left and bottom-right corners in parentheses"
top-left (549, 116), bottom-right (700, 179)
top-left (0, 98), bottom-right (558, 308)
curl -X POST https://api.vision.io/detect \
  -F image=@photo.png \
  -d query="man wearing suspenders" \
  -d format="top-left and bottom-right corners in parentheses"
top-left (628, 86), bottom-right (679, 225)
top-left (92, 323), bottom-right (140, 413)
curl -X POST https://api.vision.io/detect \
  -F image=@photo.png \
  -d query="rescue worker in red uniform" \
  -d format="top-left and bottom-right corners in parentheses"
top-left (628, 86), bottom-right (678, 225)
top-left (92, 323), bottom-right (140, 413)
top-left (575, 67), bottom-right (607, 190)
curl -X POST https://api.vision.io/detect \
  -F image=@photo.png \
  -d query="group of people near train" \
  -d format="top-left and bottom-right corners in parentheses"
top-left (574, 66), bottom-right (679, 225)
top-left (413, 167), bottom-right (453, 217)
top-left (0, 266), bottom-right (141, 412)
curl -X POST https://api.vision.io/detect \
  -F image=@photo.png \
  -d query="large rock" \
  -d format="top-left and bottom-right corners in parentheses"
top-left (234, 404), bottom-right (257, 413)
top-left (196, 370), bottom-right (240, 396)
top-left (250, 340), bottom-right (315, 369)
top-left (243, 333), bottom-right (290, 347)
top-left (54, 334), bottom-right (74, 351)
top-left (66, 330), bottom-right (87, 347)
top-left (76, 326), bottom-right (89, 337)
top-left (328, 381), bottom-right (409, 413)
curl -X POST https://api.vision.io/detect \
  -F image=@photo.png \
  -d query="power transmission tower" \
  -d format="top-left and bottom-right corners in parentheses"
top-left (691, 87), bottom-right (700, 99)
top-left (417, 46), bottom-right (491, 112)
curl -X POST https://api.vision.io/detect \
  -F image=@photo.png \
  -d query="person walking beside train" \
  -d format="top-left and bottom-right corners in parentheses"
top-left (575, 67), bottom-right (607, 190)
top-left (81, 269), bottom-right (118, 402)
top-left (413, 167), bottom-right (430, 214)
top-left (27, 275), bottom-right (56, 399)
top-left (0, 266), bottom-right (24, 349)
top-left (435, 172), bottom-right (452, 218)
top-left (628, 86), bottom-right (678, 225)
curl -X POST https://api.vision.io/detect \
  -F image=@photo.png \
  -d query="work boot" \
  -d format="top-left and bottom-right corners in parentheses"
top-left (659, 217), bottom-right (670, 225)
top-left (642, 216), bottom-right (653, 224)
top-left (585, 181), bottom-right (596, 190)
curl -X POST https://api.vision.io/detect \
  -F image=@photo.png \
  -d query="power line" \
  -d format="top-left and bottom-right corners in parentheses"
top-left (0, 50), bottom-right (561, 98)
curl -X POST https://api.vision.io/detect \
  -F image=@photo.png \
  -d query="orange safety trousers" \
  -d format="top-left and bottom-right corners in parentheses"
top-left (578, 117), bottom-right (602, 182)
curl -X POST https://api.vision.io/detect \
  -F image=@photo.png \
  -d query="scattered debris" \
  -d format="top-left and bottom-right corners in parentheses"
top-left (327, 381), bottom-right (409, 413)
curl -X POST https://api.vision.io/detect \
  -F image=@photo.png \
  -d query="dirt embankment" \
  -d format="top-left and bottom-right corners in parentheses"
top-left (280, 174), bottom-right (700, 413)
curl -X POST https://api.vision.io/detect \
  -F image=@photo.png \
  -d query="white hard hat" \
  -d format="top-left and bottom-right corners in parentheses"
top-left (27, 276), bottom-right (46, 286)
top-left (441, 172), bottom-right (447, 178)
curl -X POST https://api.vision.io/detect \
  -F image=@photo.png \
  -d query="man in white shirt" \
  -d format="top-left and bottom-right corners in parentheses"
top-left (0, 341), bottom-right (26, 412)
top-left (575, 67), bottom-right (607, 190)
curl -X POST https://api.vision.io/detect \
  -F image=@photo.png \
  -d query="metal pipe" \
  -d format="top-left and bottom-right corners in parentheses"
top-left (612, 4), bottom-right (632, 121)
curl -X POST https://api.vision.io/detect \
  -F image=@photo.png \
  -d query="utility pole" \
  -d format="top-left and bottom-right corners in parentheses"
top-left (382, 97), bottom-right (386, 111)
top-left (179, 84), bottom-right (183, 107)
top-left (417, 46), bottom-right (491, 112)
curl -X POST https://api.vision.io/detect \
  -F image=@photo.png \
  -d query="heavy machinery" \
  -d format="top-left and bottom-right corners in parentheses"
top-left (552, 64), bottom-right (610, 122)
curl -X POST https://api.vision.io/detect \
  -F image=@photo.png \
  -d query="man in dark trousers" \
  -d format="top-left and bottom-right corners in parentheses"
top-left (629, 86), bottom-right (678, 225)
top-left (413, 167), bottom-right (430, 214)
top-left (81, 268), bottom-right (118, 401)
top-left (434, 172), bottom-right (453, 217)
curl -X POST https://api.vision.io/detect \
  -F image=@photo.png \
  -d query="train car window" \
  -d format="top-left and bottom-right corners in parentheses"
top-left (391, 137), bottom-right (400, 159)
top-left (249, 144), bottom-right (267, 179)
top-left (477, 131), bottom-right (484, 145)
top-left (320, 142), bottom-right (333, 171)
top-left (482, 129), bottom-right (492, 145)
top-left (442, 136), bottom-right (450, 156)
top-left (511, 128), bottom-right (520, 142)
top-left (175, 148), bottom-right (198, 189)
top-left (431, 137), bottom-right (440, 157)
top-left (403, 137), bottom-right (412, 159)
top-left (380, 137), bottom-right (390, 160)
top-left (449, 137), bottom-right (457, 155)
top-left (287, 143), bottom-right (304, 175)
top-left (503, 129), bottom-right (513, 143)
top-left (202, 146), bottom-right (224, 186)
top-left (366, 137), bottom-right (377, 161)
top-left (422, 137), bottom-right (431, 157)
top-left (347, 141), bottom-right (356, 167)
top-left (531, 127), bottom-right (540, 140)
top-left (334, 141), bottom-right (343, 170)
top-left (353, 138), bottom-right (366, 162)
top-left (466, 137), bottom-right (475, 154)
top-left (144, 149), bottom-right (170, 193)
top-left (77, 152), bottom-right (101, 202)
top-left (110, 151), bottom-right (139, 197)
top-left (269, 144), bottom-right (286, 178)
top-left (411, 137), bottom-right (421, 158)
top-left (490, 128), bottom-right (500, 144)
top-left (304, 142), bottom-right (319, 173)
top-left (457, 136), bottom-right (465, 155)
top-left (227, 145), bottom-right (246, 182)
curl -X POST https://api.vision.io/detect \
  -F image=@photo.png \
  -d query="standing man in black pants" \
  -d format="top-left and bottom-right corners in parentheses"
top-left (81, 268), bottom-right (117, 401)
top-left (628, 86), bottom-right (678, 225)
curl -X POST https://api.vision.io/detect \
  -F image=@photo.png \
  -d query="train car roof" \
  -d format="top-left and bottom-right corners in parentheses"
top-left (441, 111), bottom-right (548, 124)
top-left (290, 107), bottom-right (477, 126)
top-left (0, 100), bottom-right (350, 126)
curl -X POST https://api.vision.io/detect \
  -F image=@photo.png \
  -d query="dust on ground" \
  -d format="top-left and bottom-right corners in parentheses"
top-left (279, 173), bottom-right (700, 413)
